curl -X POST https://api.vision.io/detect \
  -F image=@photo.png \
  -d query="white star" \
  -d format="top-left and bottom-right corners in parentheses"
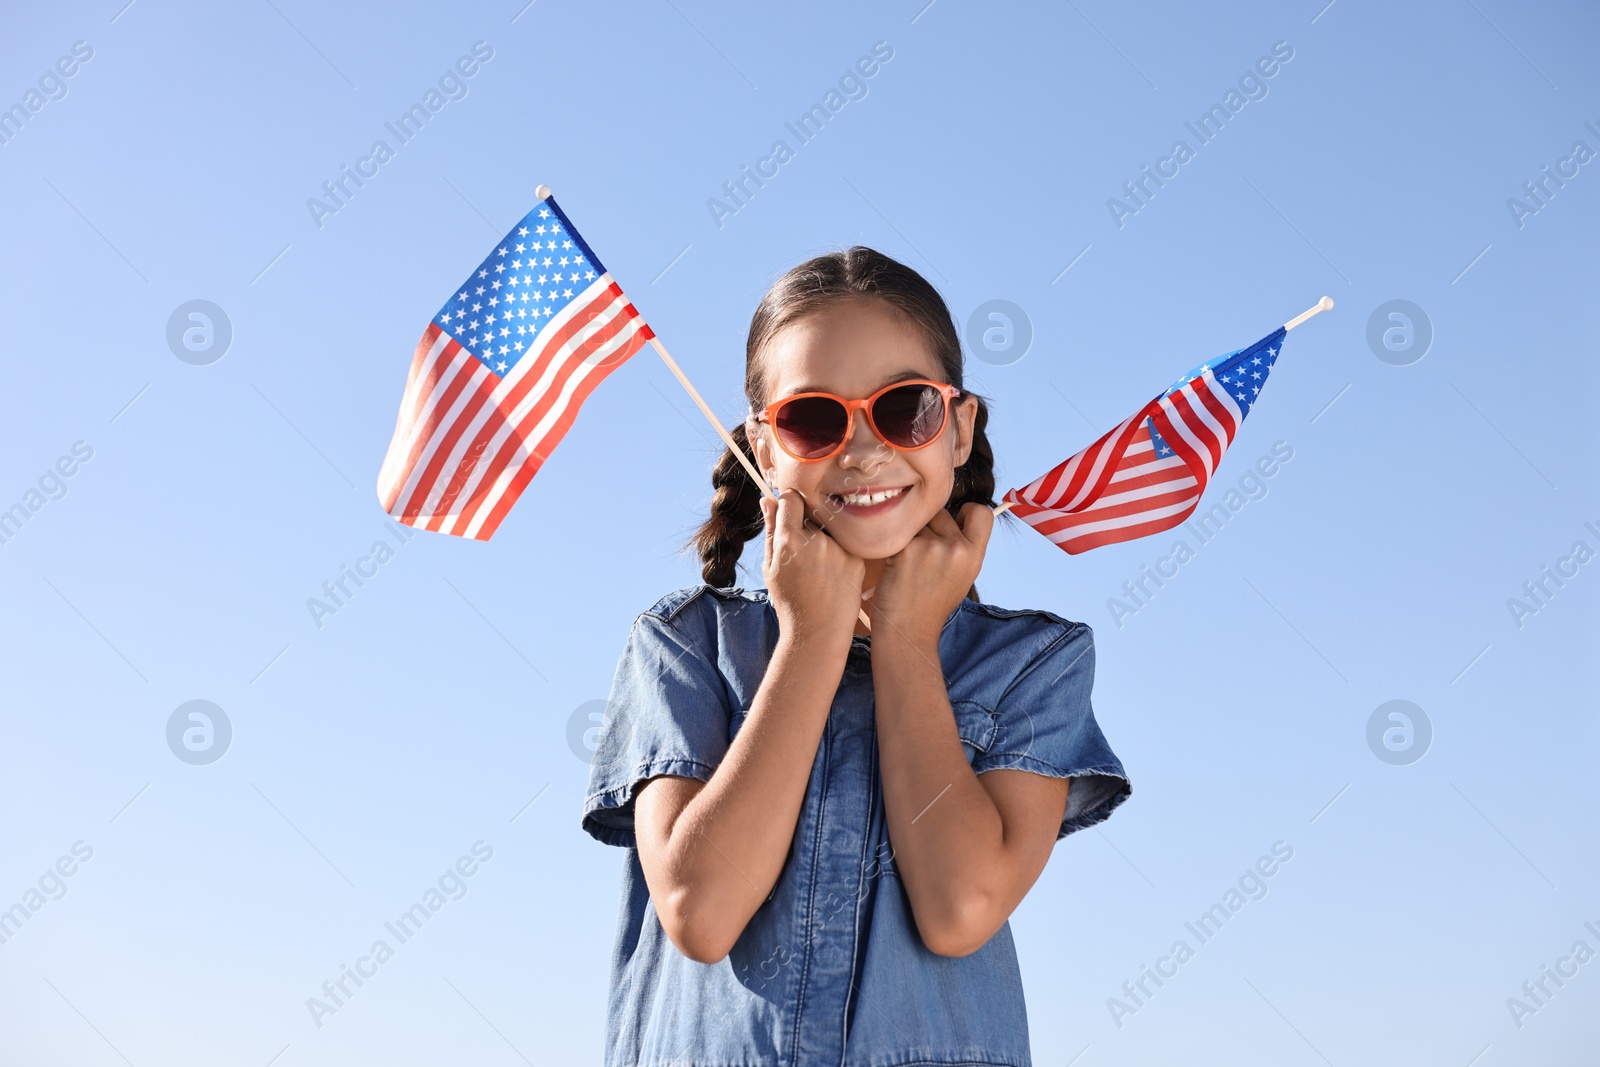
top-left (490, 280), bottom-right (501, 291)
top-left (488, 296), bottom-right (498, 307)
top-left (500, 326), bottom-right (509, 337)
top-left (497, 360), bottom-right (508, 371)
top-left (563, 288), bottom-right (574, 298)
top-left (543, 257), bottom-right (553, 267)
top-left (517, 226), bottom-right (529, 236)
top-left (477, 270), bottom-right (487, 280)
top-left (511, 259), bottom-right (522, 269)
top-left (440, 311), bottom-right (453, 322)
top-left (471, 302), bottom-right (481, 312)
top-left (585, 270), bottom-right (596, 280)
top-left (458, 291), bottom-right (469, 302)
top-left (496, 246), bottom-right (509, 257)
top-left (499, 344), bottom-right (509, 355)
top-left (536, 223), bottom-right (547, 233)
top-left (537, 273), bottom-right (548, 284)
top-left (538, 208), bottom-right (549, 217)
top-left (515, 243), bottom-right (526, 253)
top-left (494, 263), bottom-right (506, 274)
top-left (468, 319), bottom-right (480, 330)
top-left (514, 341), bottom-right (525, 351)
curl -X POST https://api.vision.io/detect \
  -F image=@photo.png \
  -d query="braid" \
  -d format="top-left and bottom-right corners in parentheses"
top-left (693, 421), bottom-right (765, 589)
top-left (945, 392), bottom-right (1004, 603)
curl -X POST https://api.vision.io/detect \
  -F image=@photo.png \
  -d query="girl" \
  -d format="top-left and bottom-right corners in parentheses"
top-left (582, 246), bottom-right (1131, 1066)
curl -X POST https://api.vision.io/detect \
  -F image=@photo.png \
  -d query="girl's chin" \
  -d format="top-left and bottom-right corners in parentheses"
top-left (830, 524), bottom-right (921, 561)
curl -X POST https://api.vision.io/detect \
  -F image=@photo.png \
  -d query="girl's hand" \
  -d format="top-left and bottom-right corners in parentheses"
top-left (871, 502), bottom-right (994, 650)
top-left (761, 488), bottom-right (866, 646)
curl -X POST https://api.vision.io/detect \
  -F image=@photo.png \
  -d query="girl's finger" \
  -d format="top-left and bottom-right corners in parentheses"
top-left (761, 495), bottom-right (777, 568)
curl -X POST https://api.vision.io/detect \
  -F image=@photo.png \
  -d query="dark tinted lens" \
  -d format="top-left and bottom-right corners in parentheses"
top-left (774, 395), bottom-right (849, 458)
top-left (871, 384), bottom-right (946, 447)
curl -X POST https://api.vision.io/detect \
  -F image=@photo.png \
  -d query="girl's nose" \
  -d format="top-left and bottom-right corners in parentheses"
top-left (836, 405), bottom-right (893, 470)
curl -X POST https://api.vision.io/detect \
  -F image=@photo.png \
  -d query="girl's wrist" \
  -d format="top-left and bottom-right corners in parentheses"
top-left (774, 621), bottom-right (854, 666)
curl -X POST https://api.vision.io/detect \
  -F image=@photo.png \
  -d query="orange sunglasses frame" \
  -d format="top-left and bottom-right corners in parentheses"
top-left (752, 378), bottom-right (963, 463)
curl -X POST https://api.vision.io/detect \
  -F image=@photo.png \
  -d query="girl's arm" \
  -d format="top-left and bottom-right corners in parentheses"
top-left (865, 503), bottom-right (1069, 957)
top-left (870, 622), bottom-right (1071, 957)
top-left (637, 488), bottom-right (864, 964)
top-left (634, 625), bottom-right (853, 964)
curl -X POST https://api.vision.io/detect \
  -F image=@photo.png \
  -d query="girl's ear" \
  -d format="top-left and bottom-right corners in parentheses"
top-left (746, 417), bottom-right (774, 480)
top-left (951, 393), bottom-right (978, 468)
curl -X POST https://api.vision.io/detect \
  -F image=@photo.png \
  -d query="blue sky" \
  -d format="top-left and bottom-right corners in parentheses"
top-left (1, 1), bottom-right (1596, 1063)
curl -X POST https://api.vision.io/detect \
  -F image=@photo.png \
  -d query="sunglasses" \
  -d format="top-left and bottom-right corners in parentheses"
top-left (752, 378), bottom-right (962, 463)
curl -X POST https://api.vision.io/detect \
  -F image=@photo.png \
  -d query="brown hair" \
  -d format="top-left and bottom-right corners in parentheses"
top-left (681, 245), bottom-right (1010, 600)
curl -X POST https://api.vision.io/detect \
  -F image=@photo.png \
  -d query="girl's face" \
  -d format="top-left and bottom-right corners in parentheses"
top-left (746, 296), bottom-right (978, 561)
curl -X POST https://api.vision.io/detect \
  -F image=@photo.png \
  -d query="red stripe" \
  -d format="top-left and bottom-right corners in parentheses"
top-left (1193, 376), bottom-right (1239, 450)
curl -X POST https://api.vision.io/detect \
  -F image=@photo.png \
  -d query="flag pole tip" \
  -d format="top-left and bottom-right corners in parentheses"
top-left (1319, 295), bottom-right (1334, 311)
top-left (535, 183), bottom-right (552, 200)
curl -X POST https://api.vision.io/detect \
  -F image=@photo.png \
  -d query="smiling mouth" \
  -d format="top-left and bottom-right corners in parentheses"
top-left (828, 485), bottom-right (910, 508)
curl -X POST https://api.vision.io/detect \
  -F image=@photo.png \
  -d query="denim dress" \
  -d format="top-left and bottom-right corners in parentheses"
top-left (581, 584), bottom-right (1131, 1067)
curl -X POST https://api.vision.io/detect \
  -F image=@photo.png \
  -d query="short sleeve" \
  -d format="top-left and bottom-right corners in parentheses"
top-left (973, 622), bottom-right (1131, 839)
top-left (580, 609), bottom-right (733, 849)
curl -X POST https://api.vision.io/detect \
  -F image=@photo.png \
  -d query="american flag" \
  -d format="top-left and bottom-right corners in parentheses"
top-left (1001, 327), bottom-right (1287, 554)
top-left (377, 192), bottom-right (654, 540)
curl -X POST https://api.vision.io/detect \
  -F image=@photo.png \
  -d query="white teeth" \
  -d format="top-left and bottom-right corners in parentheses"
top-left (834, 486), bottom-right (907, 506)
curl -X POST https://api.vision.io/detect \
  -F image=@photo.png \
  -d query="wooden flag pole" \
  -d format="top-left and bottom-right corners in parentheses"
top-left (647, 335), bottom-right (779, 504)
top-left (990, 296), bottom-right (1335, 520)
